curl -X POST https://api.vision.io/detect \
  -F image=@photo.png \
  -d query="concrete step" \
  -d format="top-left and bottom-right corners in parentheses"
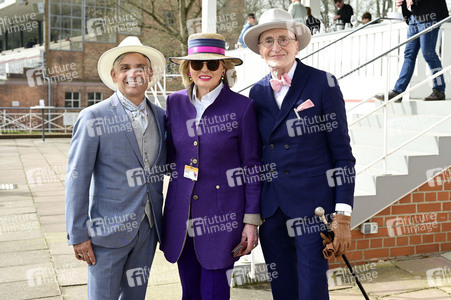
top-left (350, 113), bottom-right (451, 135)
top-left (351, 135), bottom-right (451, 228)
top-left (349, 127), bottom-right (439, 153)
top-left (380, 100), bottom-right (451, 116)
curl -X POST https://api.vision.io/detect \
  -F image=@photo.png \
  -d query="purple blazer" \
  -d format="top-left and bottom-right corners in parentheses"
top-left (160, 85), bottom-right (262, 269)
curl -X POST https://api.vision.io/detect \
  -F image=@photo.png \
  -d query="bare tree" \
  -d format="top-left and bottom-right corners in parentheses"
top-left (120, 0), bottom-right (201, 54)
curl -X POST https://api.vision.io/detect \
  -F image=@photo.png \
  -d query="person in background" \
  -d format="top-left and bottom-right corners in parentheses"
top-left (361, 12), bottom-right (372, 25)
top-left (243, 8), bottom-right (355, 300)
top-left (306, 6), bottom-right (321, 34)
top-left (288, 0), bottom-right (307, 24)
top-left (333, 0), bottom-right (354, 25)
top-left (375, 0), bottom-right (448, 102)
top-left (161, 32), bottom-right (263, 300)
top-left (237, 13), bottom-right (256, 48)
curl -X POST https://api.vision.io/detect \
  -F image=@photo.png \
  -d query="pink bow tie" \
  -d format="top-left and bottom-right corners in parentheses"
top-left (270, 73), bottom-right (292, 92)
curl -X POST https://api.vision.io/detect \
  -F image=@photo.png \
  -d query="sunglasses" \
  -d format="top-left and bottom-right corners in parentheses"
top-left (190, 60), bottom-right (221, 71)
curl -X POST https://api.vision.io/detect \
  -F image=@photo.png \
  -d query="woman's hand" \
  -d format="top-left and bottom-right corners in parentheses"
top-left (240, 224), bottom-right (258, 255)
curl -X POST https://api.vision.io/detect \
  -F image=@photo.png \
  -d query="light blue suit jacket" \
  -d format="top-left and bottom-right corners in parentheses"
top-left (65, 93), bottom-right (166, 248)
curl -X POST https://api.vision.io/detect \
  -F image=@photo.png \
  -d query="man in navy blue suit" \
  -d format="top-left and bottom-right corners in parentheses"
top-left (244, 8), bottom-right (356, 300)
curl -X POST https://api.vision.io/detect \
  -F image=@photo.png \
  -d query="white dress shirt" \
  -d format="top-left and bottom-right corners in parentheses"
top-left (191, 82), bottom-right (224, 126)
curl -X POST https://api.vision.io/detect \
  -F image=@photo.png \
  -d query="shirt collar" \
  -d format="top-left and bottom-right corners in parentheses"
top-left (192, 81), bottom-right (224, 106)
top-left (116, 90), bottom-right (148, 114)
top-left (271, 60), bottom-right (297, 81)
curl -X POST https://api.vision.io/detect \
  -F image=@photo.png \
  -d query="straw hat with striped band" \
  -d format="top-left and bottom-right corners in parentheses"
top-left (169, 33), bottom-right (243, 66)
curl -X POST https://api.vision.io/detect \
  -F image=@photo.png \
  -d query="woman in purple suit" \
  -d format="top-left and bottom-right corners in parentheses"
top-left (160, 32), bottom-right (263, 300)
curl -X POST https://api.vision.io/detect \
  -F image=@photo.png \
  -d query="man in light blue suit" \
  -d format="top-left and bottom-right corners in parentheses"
top-left (244, 9), bottom-right (356, 300)
top-left (65, 36), bottom-right (167, 299)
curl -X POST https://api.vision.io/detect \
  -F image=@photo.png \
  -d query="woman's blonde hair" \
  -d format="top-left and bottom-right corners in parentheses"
top-left (179, 59), bottom-right (236, 88)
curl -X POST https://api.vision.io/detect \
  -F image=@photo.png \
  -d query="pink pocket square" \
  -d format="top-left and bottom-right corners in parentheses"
top-left (295, 99), bottom-right (315, 112)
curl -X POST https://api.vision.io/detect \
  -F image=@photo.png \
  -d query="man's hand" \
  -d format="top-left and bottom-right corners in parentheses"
top-left (333, 15), bottom-right (341, 21)
top-left (73, 239), bottom-right (96, 265)
top-left (331, 214), bottom-right (351, 257)
top-left (240, 224), bottom-right (258, 256)
top-left (396, 0), bottom-right (413, 8)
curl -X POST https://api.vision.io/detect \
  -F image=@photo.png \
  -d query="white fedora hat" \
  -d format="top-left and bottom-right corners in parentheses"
top-left (243, 8), bottom-right (311, 55)
top-left (97, 36), bottom-right (166, 91)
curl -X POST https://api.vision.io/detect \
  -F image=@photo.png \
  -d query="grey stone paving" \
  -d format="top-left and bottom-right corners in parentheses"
top-left (0, 138), bottom-right (450, 299)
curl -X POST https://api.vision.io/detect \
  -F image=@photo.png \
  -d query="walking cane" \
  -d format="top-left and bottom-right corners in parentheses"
top-left (315, 207), bottom-right (370, 300)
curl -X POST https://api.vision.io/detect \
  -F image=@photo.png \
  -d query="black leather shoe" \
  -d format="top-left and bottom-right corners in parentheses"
top-left (424, 89), bottom-right (445, 101)
top-left (374, 91), bottom-right (401, 102)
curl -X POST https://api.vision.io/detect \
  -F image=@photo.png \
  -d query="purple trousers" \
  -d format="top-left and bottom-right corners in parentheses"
top-left (177, 236), bottom-right (234, 300)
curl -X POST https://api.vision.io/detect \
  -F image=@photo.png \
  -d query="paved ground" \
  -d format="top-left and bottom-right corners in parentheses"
top-left (1, 138), bottom-right (451, 299)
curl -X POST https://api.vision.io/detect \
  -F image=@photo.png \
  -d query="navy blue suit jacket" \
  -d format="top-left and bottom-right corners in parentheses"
top-left (250, 59), bottom-right (355, 220)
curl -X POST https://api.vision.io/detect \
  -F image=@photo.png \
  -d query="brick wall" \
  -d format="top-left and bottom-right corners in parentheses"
top-left (329, 167), bottom-right (451, 269)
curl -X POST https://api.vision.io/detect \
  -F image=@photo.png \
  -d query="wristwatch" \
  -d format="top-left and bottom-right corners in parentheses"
top-left (335, 211), bottom-right (352, 217)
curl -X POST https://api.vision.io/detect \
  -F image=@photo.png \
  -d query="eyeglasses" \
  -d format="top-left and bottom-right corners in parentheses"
top-left (258, 36), bottom-right (297, 48)
top-left (189, 60), bottom-right (221, 71)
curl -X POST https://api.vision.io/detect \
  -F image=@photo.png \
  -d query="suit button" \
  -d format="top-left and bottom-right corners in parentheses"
top-left (191, 158), bottom-right (198, 164)
top-left (284, 144), bottom-right (290, 149)
top-left (284, 170), bottom-right (289, 174)
top-left (193, 141), bottom-right (198, 146)
top-left (193, 195), bottom-right (199, 200)
top-left (269, 144), bottom-right (275, 149)
top-left (216, 185), bottom-right (220, 189)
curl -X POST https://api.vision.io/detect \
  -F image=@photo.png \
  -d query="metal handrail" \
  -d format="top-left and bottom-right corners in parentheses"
top-left (358, 114), bottom-right (451, 174)
top-left (300, 17), bottom-right (400, 61)
top-left (339, 15), bottom-right (451, 80)
top-left (349, 65), bottom-right (451, 127)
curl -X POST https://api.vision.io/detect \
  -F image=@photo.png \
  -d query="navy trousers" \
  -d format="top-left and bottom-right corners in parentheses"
top-left (260, 208), bottom-right (330, 300)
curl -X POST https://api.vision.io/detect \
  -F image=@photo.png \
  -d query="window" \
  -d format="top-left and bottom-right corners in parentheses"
top-left (85, 0), bottom-right (117, 42)
top-left (88, 92), bottom-right (103, 106)
top-left (118, 0), bottom-right (142, 35)
top-left (65, 92), bottom-right (80, 107)
top-left (49, 0), bottom-right (83, 51)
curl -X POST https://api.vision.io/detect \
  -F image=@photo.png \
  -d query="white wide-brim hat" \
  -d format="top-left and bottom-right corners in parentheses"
top-left (243, 8), bottom-right (311, 54)
top-left (97, 36), bottom-right (166, 91)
